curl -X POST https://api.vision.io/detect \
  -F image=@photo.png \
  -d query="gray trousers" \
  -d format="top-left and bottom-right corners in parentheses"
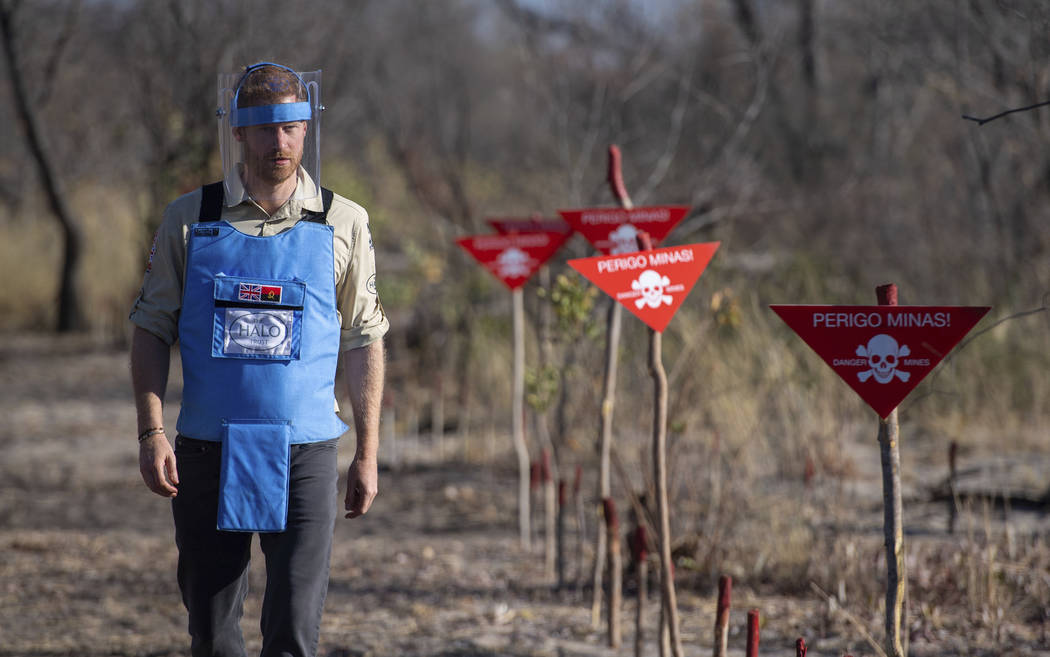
top-left (172, 435), bottom-right (339, 657)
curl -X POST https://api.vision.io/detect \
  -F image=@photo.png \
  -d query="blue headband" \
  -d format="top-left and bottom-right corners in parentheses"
top-left (230, 62), bottom-right (312, 127)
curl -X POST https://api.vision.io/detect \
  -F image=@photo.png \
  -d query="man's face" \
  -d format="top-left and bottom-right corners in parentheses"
top-left (234, 102), bottom-right (307, 188)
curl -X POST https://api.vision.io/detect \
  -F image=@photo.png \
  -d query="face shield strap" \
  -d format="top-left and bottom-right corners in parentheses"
top-left (229, 62), bottom-right (313, 127)
top-left (231, 101), bottom-right (311, 127)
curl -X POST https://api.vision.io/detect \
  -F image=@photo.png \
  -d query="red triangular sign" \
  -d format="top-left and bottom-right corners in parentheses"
top-left (488, 217), bottom-right (572, 236)
top-left (771, 305), bottom-right (991, 418)
top-left (568, 243), bottom-right (720, 332)
top-left (558, 206), bottom-right (689, 255)
top-left (456, 231), bottom-right (571, 289)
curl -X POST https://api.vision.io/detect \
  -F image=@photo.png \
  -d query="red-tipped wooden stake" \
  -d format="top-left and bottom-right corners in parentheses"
top-left (603, 497), bottom-right (622, 648)
top-left (557, 479), bottom-right (567, 590)
top-left (745, 609), bottom-right (760, 657)
top-left (631, 525), bottom-right (649, 657)
top-left (713, 575), bottom-right (732, 657)
top-left (527, 460), bottom-right (541, 547)
top-left (608, 144), bottom-right (632, 206)
top-left (592, 145), bottom-right (631, 628)
top-left (796, 637), bottom-right (807, 657)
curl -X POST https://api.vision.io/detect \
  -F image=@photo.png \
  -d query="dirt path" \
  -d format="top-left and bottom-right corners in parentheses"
top-left (1, 335), bottom-right (1048, 656)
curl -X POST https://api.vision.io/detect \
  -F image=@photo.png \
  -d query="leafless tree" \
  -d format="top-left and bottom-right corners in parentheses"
top-left (0, 0), bottom-right (85, 331)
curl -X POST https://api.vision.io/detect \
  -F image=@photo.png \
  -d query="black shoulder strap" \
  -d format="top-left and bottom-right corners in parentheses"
top-left (197, 182), bottom-right (333, 224)
top-left (198, 181), bottom-right (225, 222)
top-left (301, 187), bottom-right (335, 225)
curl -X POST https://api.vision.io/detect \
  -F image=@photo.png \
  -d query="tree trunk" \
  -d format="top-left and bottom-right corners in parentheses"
top-left (0, 3), bottom-right (85, 332)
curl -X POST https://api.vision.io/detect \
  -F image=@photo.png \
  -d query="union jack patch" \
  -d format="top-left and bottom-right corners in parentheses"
top-left (239, 283), bottom-right (262, 301)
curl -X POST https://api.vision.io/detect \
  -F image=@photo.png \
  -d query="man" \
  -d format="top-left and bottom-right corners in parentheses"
top-left (129, 62), bottom-right (387, 657)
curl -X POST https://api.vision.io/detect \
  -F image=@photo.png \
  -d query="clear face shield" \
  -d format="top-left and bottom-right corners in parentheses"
top-left (217, 63), bottom-right (322, 202)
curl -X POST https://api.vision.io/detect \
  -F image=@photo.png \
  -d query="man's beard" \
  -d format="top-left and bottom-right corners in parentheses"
top-left (248, 149), bottom-right (301, 187)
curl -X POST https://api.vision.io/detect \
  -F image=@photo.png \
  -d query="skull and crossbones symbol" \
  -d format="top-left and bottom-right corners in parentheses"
top-left (632, 269), bottom-right (673, 309)
top-left (496, 247), bottom-right (530, 279)
top-left (856, 334), bottom-right (911, 383)
top-left (609, 224), bottom-right (639, 254)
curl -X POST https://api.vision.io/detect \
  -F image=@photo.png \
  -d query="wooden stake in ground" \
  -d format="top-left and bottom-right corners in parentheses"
top-left (591, 145), bottom-right (630, 627)
top-left (574, 464), bottom-right (586, 590)
top-left (512, 287), bottom-right (531, 550)
top-left (713, 574), bottom-right (732, 657)
top-left (603, 497), bottom-right (622, 648)
top-left (543, 448), bottom-right (556, 579)
top-left (745, 608), bottom-right (760, 657)
top-left (557, 480), bottom-right (567, 590)
top-left (948, 440), bottom-right (958, 534)
top-left (770, 294), bottom-right (988, 657)
top-left (876, 283), bottom-right (907, 657)
top-left (636, 229), bottom-right (684, 657)
top-left (456, 231), bottom-right (572, 552)
top-left (631, 525), bottom-right (649, 657)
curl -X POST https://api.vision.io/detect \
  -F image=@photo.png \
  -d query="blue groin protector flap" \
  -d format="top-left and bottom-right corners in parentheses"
top-left (218, 420), bottom-right (292, 532)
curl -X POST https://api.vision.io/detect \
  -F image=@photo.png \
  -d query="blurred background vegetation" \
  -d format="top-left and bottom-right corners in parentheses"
top-left (2, 0), bottom-right (1049, 567)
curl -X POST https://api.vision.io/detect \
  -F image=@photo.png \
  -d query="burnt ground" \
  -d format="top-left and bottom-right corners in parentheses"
top-left (1, 334), bottom-right (1049, 657)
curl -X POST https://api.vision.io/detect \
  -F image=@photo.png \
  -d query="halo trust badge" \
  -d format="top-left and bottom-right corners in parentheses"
top-left (223, 308), bottom-right (294, 356)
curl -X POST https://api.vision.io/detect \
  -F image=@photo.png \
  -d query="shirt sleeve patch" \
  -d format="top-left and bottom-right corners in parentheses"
top-left (144, 231), bottom-right (158, 274)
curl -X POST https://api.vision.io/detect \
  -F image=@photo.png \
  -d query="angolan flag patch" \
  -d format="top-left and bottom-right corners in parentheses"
top-left (238, 283), bottom-right (283, 303)
top-left (260, 285), bottom-right (282, 303)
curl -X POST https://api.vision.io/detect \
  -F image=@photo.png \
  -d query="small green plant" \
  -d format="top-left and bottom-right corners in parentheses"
top-left (525, 365), bottom-right (560, 413)
top-left (538, 273), bottom-right (601, 342)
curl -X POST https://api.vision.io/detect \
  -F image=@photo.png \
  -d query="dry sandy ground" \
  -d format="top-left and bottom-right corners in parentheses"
top-left (1, 334), bottom-right (1048, 657)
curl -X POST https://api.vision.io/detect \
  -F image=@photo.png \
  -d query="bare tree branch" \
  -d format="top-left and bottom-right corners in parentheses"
top-left (635, 67), bottom-right (692, 205)
top-left (35, 0), bottom-right (80, 106)
top-left (962, 99), bottom-right (1050, 125)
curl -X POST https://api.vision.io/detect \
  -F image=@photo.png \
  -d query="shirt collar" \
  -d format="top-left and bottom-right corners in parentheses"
top-left (225, 166), bottom-right (323, 215)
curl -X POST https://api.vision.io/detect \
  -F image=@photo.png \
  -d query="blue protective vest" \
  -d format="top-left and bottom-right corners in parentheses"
top-left (176, 215), bottom-right (348, 443)
top-left (175, 186), bottom-right (348, 531)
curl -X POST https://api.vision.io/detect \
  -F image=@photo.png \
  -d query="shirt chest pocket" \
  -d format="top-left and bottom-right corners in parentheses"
top-left (211, 276), bottom-right (306, 360)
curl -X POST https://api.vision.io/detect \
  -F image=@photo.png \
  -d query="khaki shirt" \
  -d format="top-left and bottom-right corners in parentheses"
top-left (129, 181), bottom-right (389, 351)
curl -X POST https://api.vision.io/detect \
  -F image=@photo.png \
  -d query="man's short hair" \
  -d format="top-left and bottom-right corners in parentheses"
top-left (236, 64), bottom-right (307, 108)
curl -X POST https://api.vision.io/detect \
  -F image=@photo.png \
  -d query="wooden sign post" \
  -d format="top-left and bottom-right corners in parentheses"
top-left (772, 292), bottom-right (989, 656)
top-left (559, 146), bottom-right (689, 629)
top-left (456, 230), bottom-right (571, 549)
top-left (488, 217), bottom-right (573, 579)
top-left (569, 234), bottom-right (718, 657)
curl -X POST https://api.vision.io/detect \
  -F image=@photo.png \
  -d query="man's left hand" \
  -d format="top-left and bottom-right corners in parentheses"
top-left (344, 456), bottom-right (378, 519)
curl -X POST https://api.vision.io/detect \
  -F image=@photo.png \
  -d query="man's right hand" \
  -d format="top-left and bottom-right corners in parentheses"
top-left (139, 434), bottom-right (179, 497)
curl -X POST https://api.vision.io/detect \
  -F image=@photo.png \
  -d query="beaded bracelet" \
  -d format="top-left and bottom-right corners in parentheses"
top-left (138, 427), bottom-right (165, 443)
